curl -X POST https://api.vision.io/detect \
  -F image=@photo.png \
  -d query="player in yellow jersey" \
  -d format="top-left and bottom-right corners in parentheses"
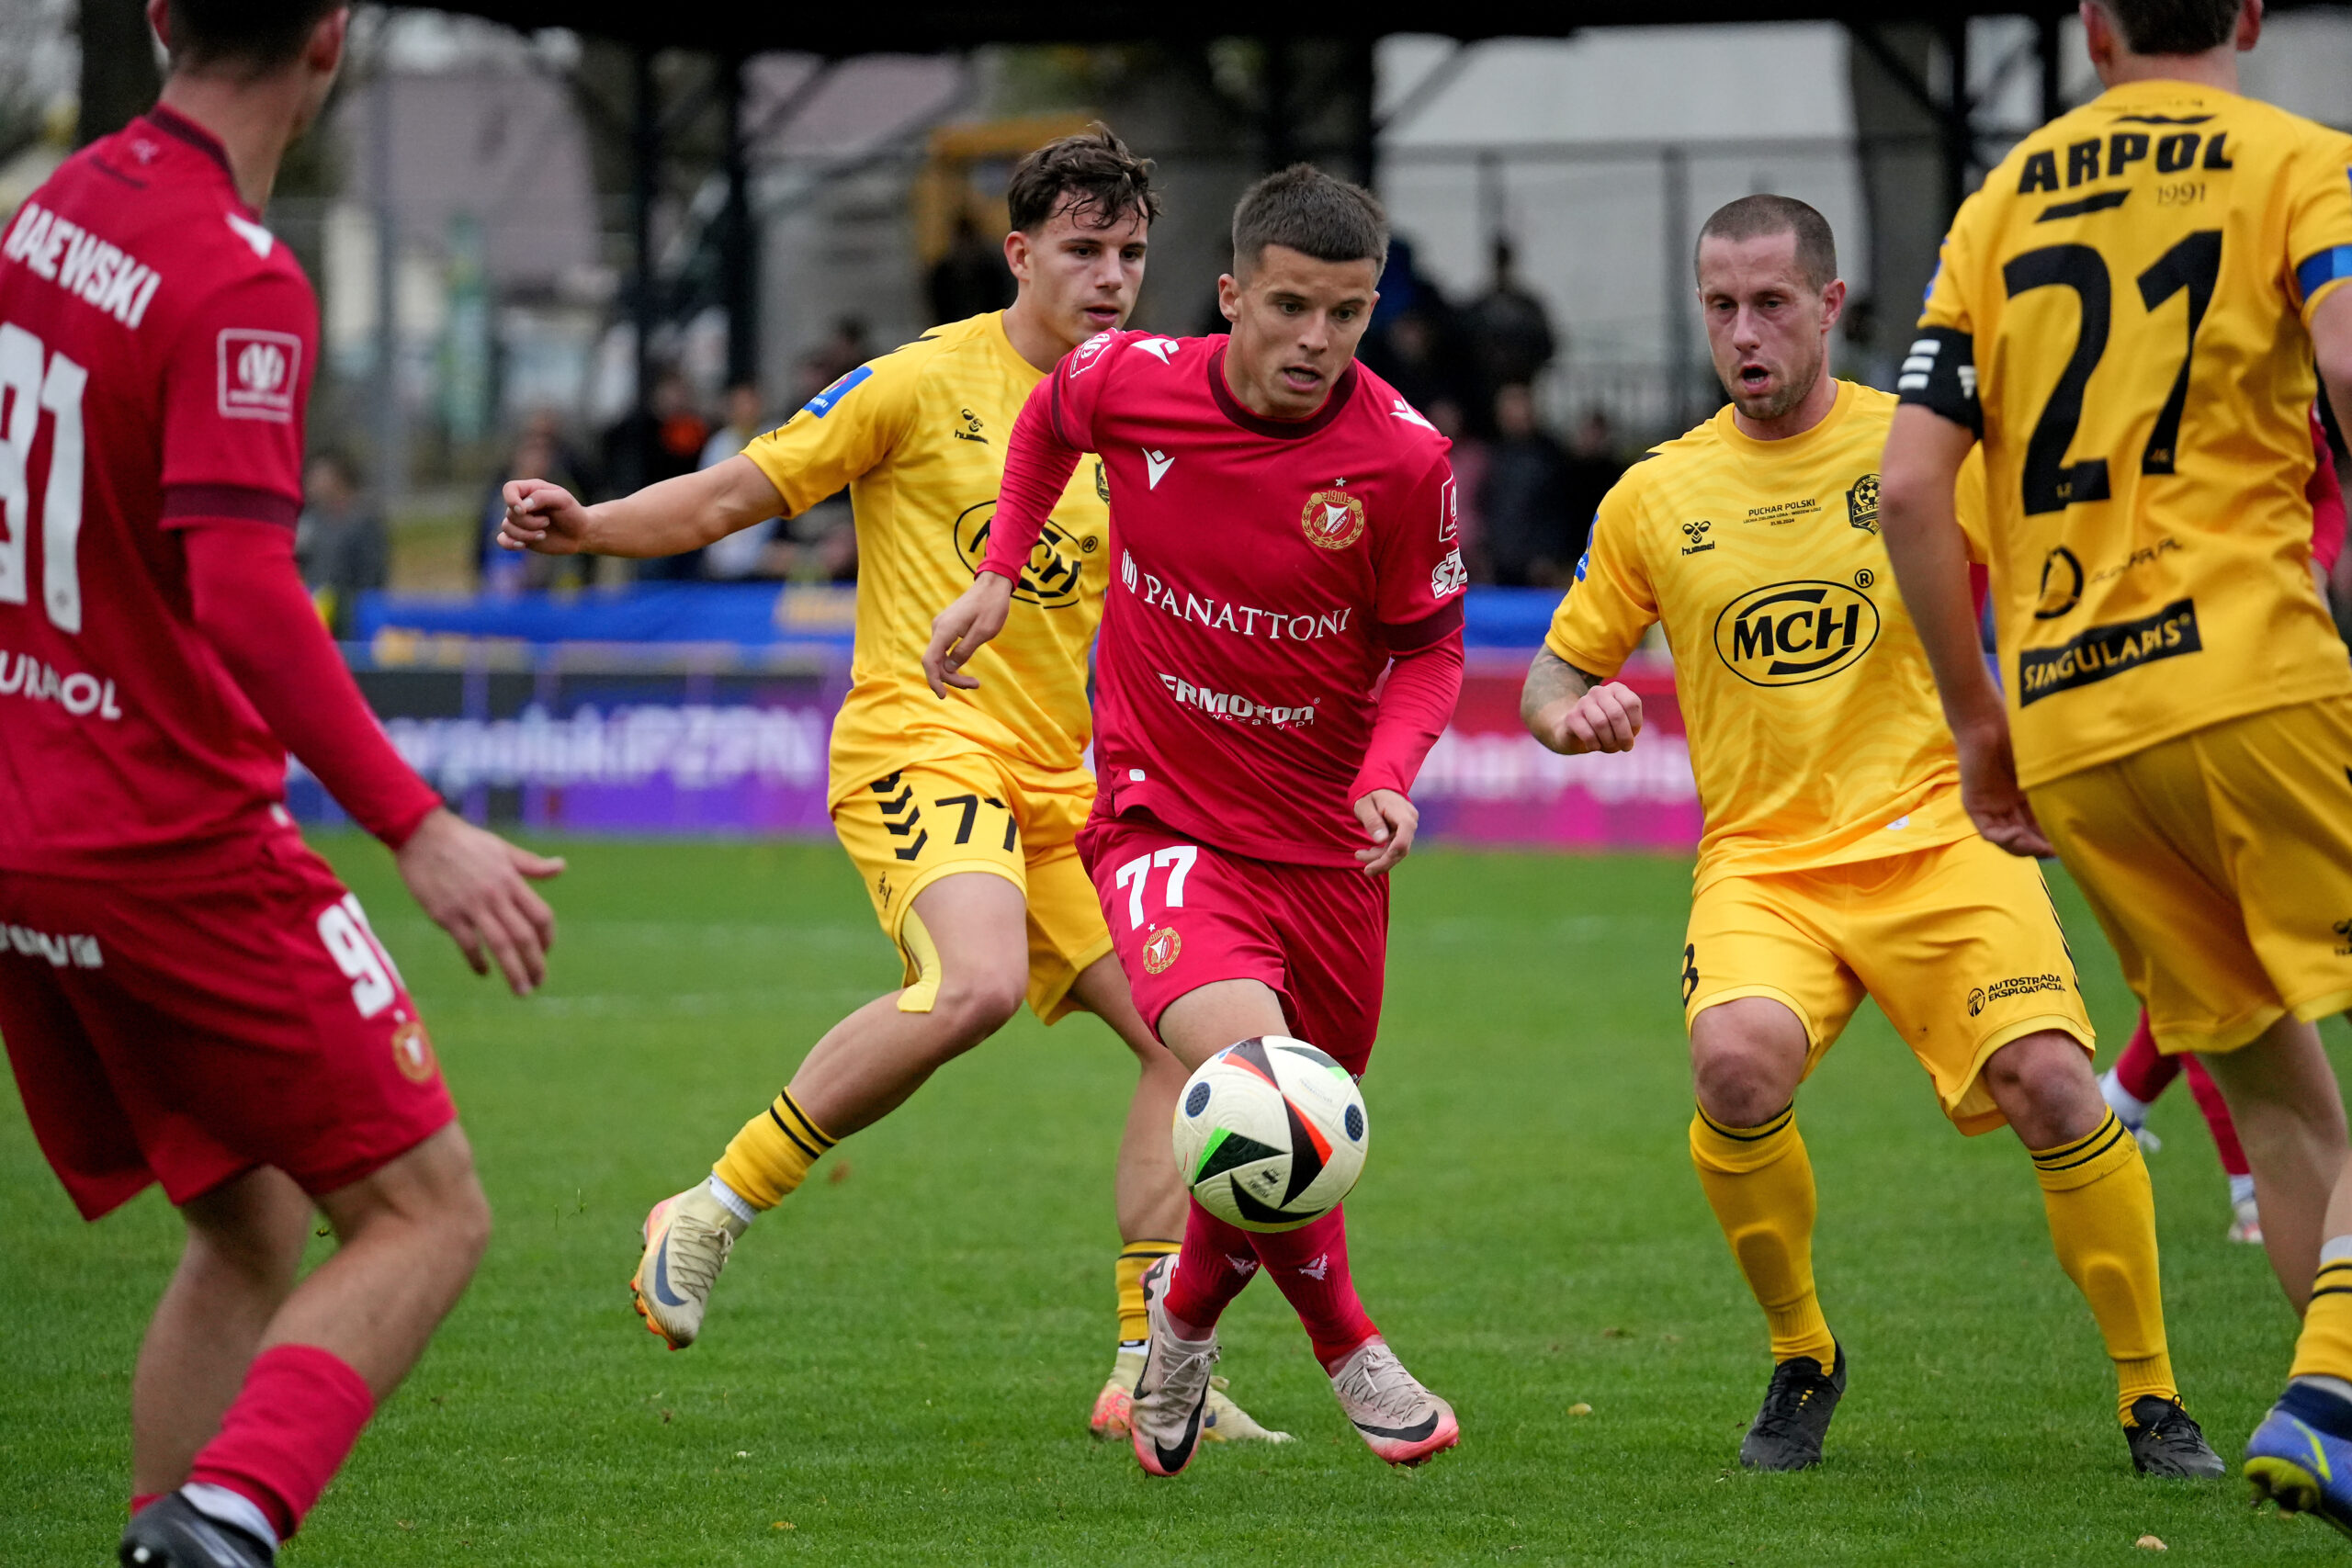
top-left (497, 130), bottom-right (1282, 1444)
top-left (1523, 197), bottom-right (2221, 1476)
top-left (1877, 0), bottom-right (2352, 1524)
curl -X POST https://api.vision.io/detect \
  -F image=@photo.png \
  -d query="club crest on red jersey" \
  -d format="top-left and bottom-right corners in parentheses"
top-left (1142, 925), bottom-right (1182, 974)
top-left (1301, 489), bottom-right (1366, 551)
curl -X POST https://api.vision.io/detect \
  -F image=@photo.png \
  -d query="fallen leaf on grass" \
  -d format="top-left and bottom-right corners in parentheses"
top-left (1568, 1403), bottom-right (1593, 1416)
top-left (2135, 1537), bottom-right (2166, 1551)
top-left (829, 1162), bottom-right (853, 1185)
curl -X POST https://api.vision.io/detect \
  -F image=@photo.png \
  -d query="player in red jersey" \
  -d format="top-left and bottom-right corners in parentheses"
top-left (0, 6), bottom-right (560, 1564)
top-left (925, 165), bottom-right (1469, 1475)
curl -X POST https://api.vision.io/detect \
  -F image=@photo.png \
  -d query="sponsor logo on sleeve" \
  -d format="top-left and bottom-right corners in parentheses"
top-left (1069, 331), bottom-right (1116, 375)
top-left (217, 328), bottom-right (300, 421)
top-left (1713, 581), bottom-right (1881, 685)
top-left (1389, 396), bottom-right (1436, 432)
top-left (1430, 548), bottom-right (1468, 597)
top-left (1301, 488), bottom-right (1367, 550)
top-left (2016, 598), bottom-right (2200, 705)
top-left (799, 364), bottom-right (871, 418)
top-left (1439, 478), bottom-right (1458, 544)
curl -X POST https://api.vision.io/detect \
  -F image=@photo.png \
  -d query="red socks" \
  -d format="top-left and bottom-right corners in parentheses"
top-left (1164, 1198), bottom-right (1378, 1371)
top-left (1250, 1206), bottom-right (1378, 1370)
top-left (2183, 1054), bottom-right (2250, 1178)
top-left (2117, 1010), bottom-right (2250, 1179)
top-left (185, 1343), bottom-right (375, 1541)
top-left (2113, 1015), bottom-right (2180, 1103)
top-left (1165, 1199), bottom-right (1261, 1329)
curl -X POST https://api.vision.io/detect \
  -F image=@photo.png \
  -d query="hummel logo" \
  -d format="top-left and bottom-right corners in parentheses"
top-left (1296, 1252), bottom-right (1330, 1281)
top-left (1145, 448), bottom-right (1175, 490)
top-left (1134, 337), bottom-right (1180, 363)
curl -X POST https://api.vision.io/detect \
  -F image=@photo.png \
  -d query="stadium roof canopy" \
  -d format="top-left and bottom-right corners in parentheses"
top-left (440, 0), bottom-right (2091, 51)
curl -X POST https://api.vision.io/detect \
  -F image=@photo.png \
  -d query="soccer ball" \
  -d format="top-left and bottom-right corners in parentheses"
top-left (1171, 1036), bottom-right (1367, 1232)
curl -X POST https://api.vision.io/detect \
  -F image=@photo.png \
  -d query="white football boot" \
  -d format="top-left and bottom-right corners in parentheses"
top-left (1129, 1258), bottom-right (1220, 1477)
top-left (629, 1184), bottom-right (745, 1348)
top-left (1328, 1337), bottom-right (1460, 1466)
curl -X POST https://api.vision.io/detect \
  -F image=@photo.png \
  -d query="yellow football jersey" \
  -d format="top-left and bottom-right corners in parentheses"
top-left (1914, 79), bottom-right (2352, 788)
top-left (743, 312), bottom-right (1109, 805)
top-left (1546, 382), bottom-right (1980, 890)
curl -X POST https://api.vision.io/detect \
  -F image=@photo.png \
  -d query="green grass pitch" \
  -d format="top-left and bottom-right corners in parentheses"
top-left (3, 837), bottom-right (2344, 1564)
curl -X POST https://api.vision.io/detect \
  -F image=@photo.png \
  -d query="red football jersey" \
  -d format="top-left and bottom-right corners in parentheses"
top-left (984, 331), bottom-right (1466, 866)
top-left (0, 108), bottom-right (320, 875)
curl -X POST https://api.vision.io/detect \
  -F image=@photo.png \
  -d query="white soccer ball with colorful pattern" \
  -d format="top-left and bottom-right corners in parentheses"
top-left (1171, 1036), bottom-right (1367, 1233)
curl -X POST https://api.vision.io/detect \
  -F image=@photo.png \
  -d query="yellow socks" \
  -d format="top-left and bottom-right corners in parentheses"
top-left (2289, 1244), bottom-right (2352, 1382)
top-left (711, 1088), bottom-right (836, 1211)
top-left (1690, 1104), bottom-right (1838, 1370)
top-left (2030, 1111), bottom-right (2176, 1421)
top-left (1116, 1240), bottom-right (1181, 1344)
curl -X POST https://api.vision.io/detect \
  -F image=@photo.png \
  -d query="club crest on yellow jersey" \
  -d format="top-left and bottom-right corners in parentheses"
top-left (1713, 581), bottom-right (1881, 686)
top-left (1846, 473), bottom-right (1880, 533)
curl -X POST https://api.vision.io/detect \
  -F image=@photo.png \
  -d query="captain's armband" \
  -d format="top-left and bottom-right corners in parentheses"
top-left (1895, 327), bottom-right (1981, 436)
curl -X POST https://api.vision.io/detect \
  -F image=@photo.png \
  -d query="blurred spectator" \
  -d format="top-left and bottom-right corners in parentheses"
top-left (699, 383), bottom-right (787, 581)
top-left (483, 411), bottom-right (593, 593)
top-left (1559, 411), bottom-right (1624, 558)
top-left (806, 318), bottom-right (876, 395)
top-left (1464, 238), bottom-right (1558, 399)
top-left (294, 449), bottom-right (386, 637)
top-left (601, 371), bottom-right (711, 581)
top-left (928, 213), bottom-right (1016, 325)
top-left (1477, 384), bottom-right (1579, 588)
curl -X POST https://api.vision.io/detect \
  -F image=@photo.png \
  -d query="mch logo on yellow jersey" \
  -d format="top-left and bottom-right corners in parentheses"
top-left (1546, 381), bottom-right (1979, 889)
top-left (1713, 581), bottom-right (1881, 686)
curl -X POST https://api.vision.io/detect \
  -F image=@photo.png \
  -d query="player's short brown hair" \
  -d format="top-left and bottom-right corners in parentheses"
top-left (1231, 164), bottom-right (1389, 281)
top-left (1005, 126), bottom-right (1159, 235)
top-left (1695, 195), bottom-right (1838, 291)
top-left (2096, 0), bottom-right (2242, 55)
top-left (165, 0), bottom-right (340, 72)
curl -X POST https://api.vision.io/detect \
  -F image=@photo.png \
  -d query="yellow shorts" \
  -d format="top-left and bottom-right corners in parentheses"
top-left (831, 753), bottom-right (1112, 1025)
top-left (2029, 694), bottom-right (2352, 1055)
top-left (1682, 832), bottom-right (2095, 1135)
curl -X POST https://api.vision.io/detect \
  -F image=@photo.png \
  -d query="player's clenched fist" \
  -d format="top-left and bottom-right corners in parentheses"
top-left (498, 478), bottom-right (592, 555)
top-left (1536, 681), bottom-right (1644, 755)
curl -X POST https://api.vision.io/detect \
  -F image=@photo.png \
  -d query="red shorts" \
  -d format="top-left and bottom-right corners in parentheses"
top-left (1079, 813), bottom-right (1388, 1075)
top-left (0, 826), bottom-right (455, 1219)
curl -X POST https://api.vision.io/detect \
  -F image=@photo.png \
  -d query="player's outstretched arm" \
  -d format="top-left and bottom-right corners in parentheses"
top-left (1521, 649), bottom-right (1642, 755)
top-left (498, 455), bottom-right (785, 559)
top-left (394, 808), bottom-right (566, 996)
top-left (1881, 404), bottom-right (2052, 858)
top-left (182, 521), bottom-right (566, 993)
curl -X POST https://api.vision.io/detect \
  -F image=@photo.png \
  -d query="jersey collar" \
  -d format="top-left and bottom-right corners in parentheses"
top-left (141, 105), bottom-right (256, 216)
top-left (1715, 377), bottom-right (1858, 455)
top-left (1208, 338), bottom-right (1359, 439)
